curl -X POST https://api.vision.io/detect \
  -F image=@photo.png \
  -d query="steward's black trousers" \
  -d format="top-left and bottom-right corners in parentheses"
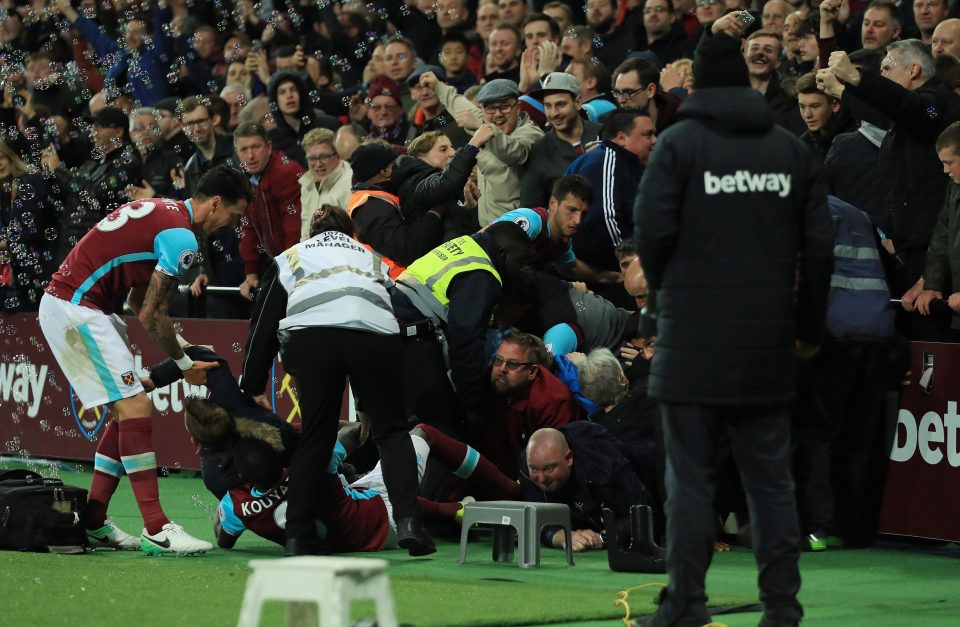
top-left (794, 344), bottom-right (890, 542)
top-left (659, 403), bottom-right (802, 625)
top-left (280, 327), bottom-right (421, 542)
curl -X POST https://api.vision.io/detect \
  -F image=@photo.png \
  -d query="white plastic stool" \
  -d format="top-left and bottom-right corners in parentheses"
top-left (236, 556), bottom-right (398, 627)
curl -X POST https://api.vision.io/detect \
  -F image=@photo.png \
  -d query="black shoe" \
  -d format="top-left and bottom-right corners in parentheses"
top-left (396, 517), bottom-right (436, 556)
top-left (285, 537), bottom-right (322, 557)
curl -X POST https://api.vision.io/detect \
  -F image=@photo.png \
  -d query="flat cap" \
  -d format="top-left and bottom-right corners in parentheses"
top-left (477, 79), bottom-right (521, 104)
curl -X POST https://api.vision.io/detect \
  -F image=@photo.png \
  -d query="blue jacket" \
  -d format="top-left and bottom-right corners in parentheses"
top-left (73, 11), bottom-right (171, 105)
top-left (826, 195), bottom-right (896, 342)
top-left (566, 141), bottom-right (642, 271)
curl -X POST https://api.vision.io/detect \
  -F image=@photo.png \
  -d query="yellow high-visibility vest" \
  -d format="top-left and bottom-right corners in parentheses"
top-left (402, 236), bottom-right (502, 310)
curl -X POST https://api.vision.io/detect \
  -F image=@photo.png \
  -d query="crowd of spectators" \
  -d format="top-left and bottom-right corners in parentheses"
top-left (5, 0), bottom-right (960, 555)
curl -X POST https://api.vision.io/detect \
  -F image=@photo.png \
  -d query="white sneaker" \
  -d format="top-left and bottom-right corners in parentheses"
top-left (141, 522), bottom-right (213, 556)
top-left (87, 517), bottom-right (141, 551)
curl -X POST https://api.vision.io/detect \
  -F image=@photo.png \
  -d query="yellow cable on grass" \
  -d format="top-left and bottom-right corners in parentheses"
top-left (615, 583), bottom-right (665, 625)
top-left (614, 582), bottom-right (728, 627)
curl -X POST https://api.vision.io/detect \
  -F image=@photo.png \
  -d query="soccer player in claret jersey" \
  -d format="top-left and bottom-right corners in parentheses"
top-left (39, 165), bottom-right (254, 556)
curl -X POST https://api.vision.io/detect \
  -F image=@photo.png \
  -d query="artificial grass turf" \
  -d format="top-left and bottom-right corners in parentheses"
top-left (1, 466), bottom-right (959, 626)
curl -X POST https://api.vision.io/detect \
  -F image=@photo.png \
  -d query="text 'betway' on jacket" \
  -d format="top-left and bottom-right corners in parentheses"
top-left (636, 86), bottom-right (834, 405)
top-left (703, 171), bottom-right (792, 198)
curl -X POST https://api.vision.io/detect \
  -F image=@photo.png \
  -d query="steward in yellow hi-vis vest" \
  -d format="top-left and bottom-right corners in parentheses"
top-left (389, 221), bottom-right (533, 430)
top-left (240, 205), bottom-right (436, 558)
top-left (400, 235), bottom-right (502, 320)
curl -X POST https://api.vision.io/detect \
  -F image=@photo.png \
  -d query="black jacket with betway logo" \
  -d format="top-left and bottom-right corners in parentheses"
top-left (636, 87), bottom-right (834, 405)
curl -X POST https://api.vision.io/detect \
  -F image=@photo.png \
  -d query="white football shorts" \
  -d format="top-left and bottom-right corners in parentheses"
top-left (39, 293), bottom-right (145, 408)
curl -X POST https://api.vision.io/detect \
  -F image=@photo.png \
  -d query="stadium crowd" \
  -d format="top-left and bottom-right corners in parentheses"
top-left (8, 0), bottom-right (960, 621)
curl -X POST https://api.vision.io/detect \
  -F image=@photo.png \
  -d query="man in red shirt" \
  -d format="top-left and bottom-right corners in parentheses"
top-left (233, 122), bottom-right (305, 300)
top-left (475, 330), bottom-right (580, 478)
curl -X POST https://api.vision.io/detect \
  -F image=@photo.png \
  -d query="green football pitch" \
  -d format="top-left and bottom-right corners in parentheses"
top-left (1, 465), bottom-right (958, 627)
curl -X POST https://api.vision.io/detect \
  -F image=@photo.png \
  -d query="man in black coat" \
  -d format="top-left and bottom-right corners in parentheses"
top-left (266, 70), bottom-right (341, 167)
top-left (635, 34), bottom-right (834, 627)
top-left (519, 422), bottom-right (652, 551)
top-left (824, 124), bottom-right (887, 222)
top-left (347, 143), bottom-right (446, 268)
top-left (819, 41), bottom-right (960, 337)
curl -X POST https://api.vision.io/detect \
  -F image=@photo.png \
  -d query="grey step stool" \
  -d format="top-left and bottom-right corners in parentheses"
top-left (237, 556), bottom-right (397, 627)
top-left (457, 500), bottom-right (575, 568)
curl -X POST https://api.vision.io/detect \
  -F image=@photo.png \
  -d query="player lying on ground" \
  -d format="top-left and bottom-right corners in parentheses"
top-left (214, 422), bottom-right (522, 551)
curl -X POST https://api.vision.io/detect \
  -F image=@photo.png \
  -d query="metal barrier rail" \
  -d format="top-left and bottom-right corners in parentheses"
top-left (890, 298), bottom-right (954, 316)
top-left (177, 285), bottom-right (244, 294)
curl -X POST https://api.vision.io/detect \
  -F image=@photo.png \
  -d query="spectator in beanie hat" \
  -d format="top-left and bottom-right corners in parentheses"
top-left (366, 76), bottom-right (416, 144)
top-left (345, 142), bottom-right (445, 275)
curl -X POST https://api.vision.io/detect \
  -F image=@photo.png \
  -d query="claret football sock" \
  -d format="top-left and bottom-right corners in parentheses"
top-left (87, 420), bottom-right (122, 529)
top-left (416, 496), bottom-right (461, 519)
top-left (415, 423), bottom-right (521, 498)
top-left (119, 417), bottom-right (170, 535)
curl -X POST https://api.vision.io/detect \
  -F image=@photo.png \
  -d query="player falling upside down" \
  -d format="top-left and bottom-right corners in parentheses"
top-left (215, 423), bottom-right (522, 552)
top-left (38, 165), bottom-right (254, 556)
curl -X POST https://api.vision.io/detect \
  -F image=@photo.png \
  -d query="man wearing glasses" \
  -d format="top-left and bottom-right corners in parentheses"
top-left (636, 0), bottom-right (696, 66)
top-left (179, 96), bottom-right (251, 318)
top-left (181, 96), bottom-right (236, 195)
top-left (613, 57), bottom-right (683, 133)
top-left (694, 0), bottom-right (726, 29)
top-left (422, 72), bottom-right (545, 224)
top-left (480, 330), bottom-right (579, 479)
top-left (298, 128), bottom-right (353, 242)
top-left (364, 76), bottom-right (415, 144)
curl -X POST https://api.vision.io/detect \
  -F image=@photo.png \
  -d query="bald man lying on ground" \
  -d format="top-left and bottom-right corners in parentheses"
top-left (519, 422), bottom-right (652, 552)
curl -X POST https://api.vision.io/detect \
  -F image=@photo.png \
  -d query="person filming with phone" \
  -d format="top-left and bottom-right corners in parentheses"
top-left (710, 15), bottom-right (808, 135)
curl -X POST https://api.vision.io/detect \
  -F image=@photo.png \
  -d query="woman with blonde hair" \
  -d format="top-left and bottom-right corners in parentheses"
top-left (393, 126), bottom-right (493, 239)
top-left (298, 128), bottom-right (354, 242)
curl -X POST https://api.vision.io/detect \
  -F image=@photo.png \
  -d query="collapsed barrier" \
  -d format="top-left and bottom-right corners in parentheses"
top-left (0, 296), bottom-right (957, 542)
